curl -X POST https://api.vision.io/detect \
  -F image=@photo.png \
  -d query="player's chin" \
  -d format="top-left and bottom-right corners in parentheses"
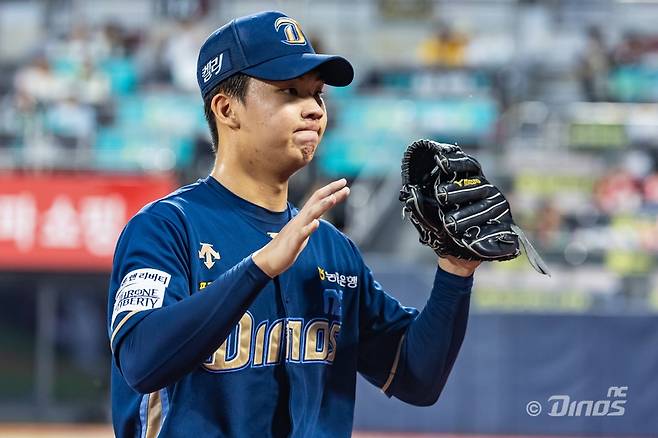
top-left (292, 138), bottom-right (320, 162)
top-left (298, 143), bottom-right (317, 162)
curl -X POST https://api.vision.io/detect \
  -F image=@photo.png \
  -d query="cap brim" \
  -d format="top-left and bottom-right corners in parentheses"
top-left (242, 53), bottom-right (354, 86)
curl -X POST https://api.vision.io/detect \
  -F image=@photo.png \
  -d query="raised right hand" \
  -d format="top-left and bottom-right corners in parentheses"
top-left (252, 178), bottom-right (350, 278)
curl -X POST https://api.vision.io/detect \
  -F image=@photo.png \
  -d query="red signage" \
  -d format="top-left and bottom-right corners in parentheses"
top-left (0, 173), bottom-right (177, 272)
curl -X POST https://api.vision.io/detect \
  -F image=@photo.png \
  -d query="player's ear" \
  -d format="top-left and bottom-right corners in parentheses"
top-left (211, 93), bottom-right (240, 129)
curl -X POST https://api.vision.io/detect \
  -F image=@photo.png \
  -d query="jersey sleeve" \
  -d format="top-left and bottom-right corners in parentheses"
top-left (346, 239), bottom-right (419, 389)
top-left (108, 209), bottom-right (190, 355)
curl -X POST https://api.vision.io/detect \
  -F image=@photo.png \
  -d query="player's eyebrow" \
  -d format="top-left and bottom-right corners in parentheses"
top-left (268, 76), bottom-right (325, 93)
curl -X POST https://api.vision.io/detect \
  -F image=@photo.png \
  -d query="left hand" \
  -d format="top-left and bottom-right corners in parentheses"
top-left (438, 255), bottom-right (481, 277)
top-left (252, 178), bottom-right (350, 278)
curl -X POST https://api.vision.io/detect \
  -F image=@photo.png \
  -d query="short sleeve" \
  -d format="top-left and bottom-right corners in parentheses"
top-left (348, 239), bottom-right (418, 389)
top-left (107, 210), bottom-right (191, 355)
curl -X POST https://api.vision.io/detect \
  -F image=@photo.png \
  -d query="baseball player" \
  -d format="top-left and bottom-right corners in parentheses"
top-left (108, 10), bottom-right (478, 438)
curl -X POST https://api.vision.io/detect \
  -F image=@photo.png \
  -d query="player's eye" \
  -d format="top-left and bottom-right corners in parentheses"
top-left (314, 90), bottom-right (325, 106)
top-left (283, 88), bottom-right (299, 96)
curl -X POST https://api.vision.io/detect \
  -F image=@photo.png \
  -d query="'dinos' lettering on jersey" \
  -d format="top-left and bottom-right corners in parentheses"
top-left (253, 322), bottom-right (268, 366)
top-left (265, 319), bottom-right (284, 366)
top-left (204, 312), bottom-right (254, 371)
top-left (203, 314), bottom-right (341, 373)
top-left (303, 320), bottom-right (329, 362)
top-left (285, 319), bottom-right (303, 362)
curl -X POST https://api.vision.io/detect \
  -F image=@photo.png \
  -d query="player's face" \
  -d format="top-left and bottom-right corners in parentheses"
top-left (236, 72), bottom-right (327, 178)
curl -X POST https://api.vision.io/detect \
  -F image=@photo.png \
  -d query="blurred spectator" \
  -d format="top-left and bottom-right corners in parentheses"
top-left (45, 97), bottom-right (95, 147)
top-left (533, 199), bottom-right (564, 247)
top-left (613, 32), bottom-right (646, 66)
top-left (162, 18), bottom-right (207, 91)
top-left (100, 22), bottom-right (135, 58)
top-left (74, 60), bottom-right (111, 106)
top-left (642, 173), bottom-right (658, 206)
top-left (14, 55), bottom-right (69, 105)
top-left (417, 22), bottom-right (468, 67)
top-left (593, 168), bottom-right (642, 214)
top-left (50, 25), bottom-right (108, 65)
top-left (577, 26), bottom-right (610, 101)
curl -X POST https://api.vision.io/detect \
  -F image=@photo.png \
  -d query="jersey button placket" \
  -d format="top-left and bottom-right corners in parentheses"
top-left (273, 274), bottom-right (297, 433)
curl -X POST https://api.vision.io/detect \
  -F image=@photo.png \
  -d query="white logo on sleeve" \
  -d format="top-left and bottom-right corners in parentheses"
top-left (111, 268), bottom-right (171, 325)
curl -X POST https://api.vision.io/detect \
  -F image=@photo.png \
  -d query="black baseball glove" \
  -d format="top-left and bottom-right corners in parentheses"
top-left (399, 139), bottom-right (550, 275)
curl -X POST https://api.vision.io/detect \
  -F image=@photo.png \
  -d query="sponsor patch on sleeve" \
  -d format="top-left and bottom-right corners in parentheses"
top-left (111, 268), bottom-right (171, 326)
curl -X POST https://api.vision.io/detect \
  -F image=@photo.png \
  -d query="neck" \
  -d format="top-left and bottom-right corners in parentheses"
top-left (211, 155), bottom-right (289, 212)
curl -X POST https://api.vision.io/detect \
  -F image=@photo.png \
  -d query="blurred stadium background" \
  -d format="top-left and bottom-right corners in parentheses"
top-left (1, 0), bottom-right (657, 436)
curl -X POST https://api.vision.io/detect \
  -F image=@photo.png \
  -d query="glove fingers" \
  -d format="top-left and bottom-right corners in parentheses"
top-left (443, 193), bottom-right (510, 235)
top-left (401, 185), bottom-right (443, 234)
top-left (463, 221), bottom-right (520, 259)
top-left (402, 140), bottom-right (444, 185)
top-left (436, 177), bottom-right (495, 206)
top-left (438, 153), bottom-right (481, 178)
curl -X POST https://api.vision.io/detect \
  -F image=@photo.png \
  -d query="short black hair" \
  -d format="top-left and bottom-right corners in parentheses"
top-left (203, 73), bottom-right (251, 153)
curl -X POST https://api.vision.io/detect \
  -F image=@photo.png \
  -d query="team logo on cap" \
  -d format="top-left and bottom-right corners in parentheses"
top-left (274, 17), bottom-right (306, 45)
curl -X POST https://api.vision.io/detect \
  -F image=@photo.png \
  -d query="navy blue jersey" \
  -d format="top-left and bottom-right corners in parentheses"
top-left (108, 176), bottom-right (470, 437)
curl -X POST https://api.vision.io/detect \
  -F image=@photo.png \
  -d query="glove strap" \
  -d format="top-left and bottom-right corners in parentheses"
top-left (510, 224), bottom-right (551, 277)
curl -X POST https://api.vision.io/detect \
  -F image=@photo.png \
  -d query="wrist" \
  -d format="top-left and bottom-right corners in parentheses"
top-left (438, 256), bottom-right (480, 277)
top-left (252, 247), bottom-right (276, 278)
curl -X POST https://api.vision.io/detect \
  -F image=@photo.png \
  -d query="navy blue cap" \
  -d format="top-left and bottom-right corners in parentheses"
top-left (197, 10), bottom-right (354, 99)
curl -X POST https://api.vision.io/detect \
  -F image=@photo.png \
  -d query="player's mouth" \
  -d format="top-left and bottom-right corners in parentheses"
top-left (293, 124), bottom-right (322, 143)
top-left (294, 124), bottom-right (321, 134)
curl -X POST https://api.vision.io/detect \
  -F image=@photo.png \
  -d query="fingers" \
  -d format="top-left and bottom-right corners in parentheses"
top-left (308, 178), bottom-right (347, 203)
top-left (300, 180), bottom-right (350, 223)
top-left (300, 218), bottom-right (320, 237)
top-left (307, 186), bottom-right (350, 221)
top-left (332, 185), bottom-right (350, 205)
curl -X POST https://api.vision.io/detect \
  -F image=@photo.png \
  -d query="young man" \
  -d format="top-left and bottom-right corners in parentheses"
top-left (108, 10), bottom-right (479, 438)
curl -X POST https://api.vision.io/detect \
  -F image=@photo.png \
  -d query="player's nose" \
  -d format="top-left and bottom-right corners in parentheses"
top-left (301, 95), bottom-right (325, 120)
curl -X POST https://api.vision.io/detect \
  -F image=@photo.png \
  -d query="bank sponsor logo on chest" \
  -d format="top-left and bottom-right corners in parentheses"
top-left (199, 242), bottom-right (220, 269)
top-left (317, 266), bottom-right (358, 288)
top-left (111, 268), bottom-right (170, 325)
